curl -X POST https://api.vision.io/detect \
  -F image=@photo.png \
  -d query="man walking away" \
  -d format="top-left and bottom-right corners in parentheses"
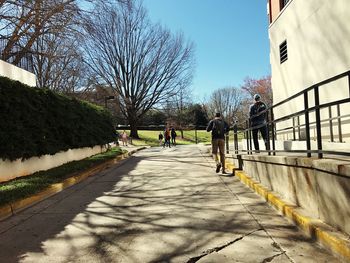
top-left (249, 94), bottom-right (268, 152)
top-left (206, 112), bottom-right (229, 174)
top-left (171, 127), bottom-right (177, 146)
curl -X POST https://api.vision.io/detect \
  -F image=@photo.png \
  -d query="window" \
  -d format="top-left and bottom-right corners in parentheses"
top-left (279, 40), bottom-right (288, 64)
top-left (280, 0), bottom-right (290, 10)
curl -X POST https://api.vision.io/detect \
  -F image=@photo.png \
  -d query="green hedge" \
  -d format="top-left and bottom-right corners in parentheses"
top-left (0, 76), bottom-right (115, 161)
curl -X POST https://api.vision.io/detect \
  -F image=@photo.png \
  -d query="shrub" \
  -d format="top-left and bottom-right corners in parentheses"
top-left (0, 76), bottom-right (115, 160)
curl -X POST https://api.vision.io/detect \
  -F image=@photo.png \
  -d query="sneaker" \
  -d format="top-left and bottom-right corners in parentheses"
top-left (216, 164), bottom-right (221, 173)
top-left (222, 170), bottom-right (227, 174)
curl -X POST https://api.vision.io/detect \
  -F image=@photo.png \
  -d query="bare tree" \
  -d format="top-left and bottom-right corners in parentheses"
top-left (169, 81), bottom-right (193, 138)
top-left (82, 1), bottom-right (194, 138)
top-left (31, 31), bottom-right (87, 93)
top-left (241, 75), bottom-right (272, 106)
top-left (0, 0), bottom-right (132, 75)
top-left (0, 0), bottom-right (80, 65)
top-left (206, 87), bottom-right (245, 125)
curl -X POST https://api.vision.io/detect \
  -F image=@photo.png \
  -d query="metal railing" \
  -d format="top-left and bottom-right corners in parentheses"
top-left (232, 69), bottom-right (350, 159)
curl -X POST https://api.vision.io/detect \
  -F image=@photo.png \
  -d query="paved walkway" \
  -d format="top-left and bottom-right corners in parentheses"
top-left (0, 145), bottom-right (339, 262)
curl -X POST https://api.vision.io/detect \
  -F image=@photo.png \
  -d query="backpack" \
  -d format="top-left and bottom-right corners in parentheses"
top-left (212, 119), bottom-right (225, 137)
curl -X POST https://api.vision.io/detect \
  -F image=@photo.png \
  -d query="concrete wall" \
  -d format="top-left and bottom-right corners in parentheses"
top-left (231, 153), bottom-right (350, 235)
top-left (241, 139), bottom-right (350, 154)
top-left (0, 59), bottom-right (36, 86)
top-left (0, 145), bottom-right (108, 183)
top-left (269, 0), bottom-right (350, 141)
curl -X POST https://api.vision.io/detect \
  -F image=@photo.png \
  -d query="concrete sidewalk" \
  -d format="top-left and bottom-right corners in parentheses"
top-left (0, 145), bottom-right (147, 221)
top-left (0, 145), bottom-right (340, 262)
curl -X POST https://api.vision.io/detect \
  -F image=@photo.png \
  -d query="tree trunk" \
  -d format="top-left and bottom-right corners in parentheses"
top-left (130, 126), bottom-right (139, 139)
top-left (129, 115), bottom-right (140, 139)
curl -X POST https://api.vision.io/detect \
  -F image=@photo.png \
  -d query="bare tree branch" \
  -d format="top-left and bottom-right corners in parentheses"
top-left (82, 1), bottom-right (195, 138)
top-left (207, 87), bottom-right (246, 125)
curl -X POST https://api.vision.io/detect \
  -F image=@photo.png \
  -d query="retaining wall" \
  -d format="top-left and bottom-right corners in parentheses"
top-left (230, 153), bottom-right (350, 236)
top-left (0, 59), bottom-right (36, 86)
top-left (0, 145), bottom-right (108, 183)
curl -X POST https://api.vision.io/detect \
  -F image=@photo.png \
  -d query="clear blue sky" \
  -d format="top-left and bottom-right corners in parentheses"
top-left (143, 0), bottom-right (271, 101)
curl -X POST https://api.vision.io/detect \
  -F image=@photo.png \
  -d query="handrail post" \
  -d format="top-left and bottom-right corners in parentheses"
top-left (297, 116), bottom-right (301, 139)
top-left (234, 122), bottom-right (238, 154)
top-left (314, 86), bottom-right (323, 158)
top-left (292, 117), bottom-right (296, 141)
top-left (266, 110), bottom-right (271, 155)
top-left (328, 106), bottom-right (334, 142)
top-left (246, 120), bottom-right (251, 154)
top-left (348, 72), bottom-right (350, 98)
top-left (304, 92), bottom-right (312, 157)
top-left (270, 108), bottom-right (276, 156)
top-left (337, 104), bottom-right (343, 142)
top-left (245, 121), bottom-right (249, 154)
top-left (225, 132), bottom-right (229, 154)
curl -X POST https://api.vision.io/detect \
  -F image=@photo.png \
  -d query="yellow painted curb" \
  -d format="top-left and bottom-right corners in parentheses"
top-left (0, 147), bottom-right (146, 221)
top-left (224, 161), bottom-right (350, 262)
top-left (315, 226), bottom-right (350, 260)
top-left (0, 204), bottom-right (12, 221)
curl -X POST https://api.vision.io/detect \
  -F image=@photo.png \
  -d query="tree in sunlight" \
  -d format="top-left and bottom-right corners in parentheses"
top-left (0, 0), bottom-right (79, 65)
top-left (205, 86), bottom-right (245, 125)
top-left (241, 75), bottom-right (272, 106)
top-left (82, 1), bottom-right (195, 138)
top-left (0, 0), bottom-right (129, 91)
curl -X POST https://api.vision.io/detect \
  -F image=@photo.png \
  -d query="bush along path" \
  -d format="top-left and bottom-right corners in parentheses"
top-left (0, 76), bottom-right (115, 161)
top-left (0, 146), bottom-right (147, 221)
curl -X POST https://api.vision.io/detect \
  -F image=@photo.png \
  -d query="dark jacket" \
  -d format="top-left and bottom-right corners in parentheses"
top-left (249, 101), bottom-right (267, 127)
top-left (171, 128), bottom-right (176, 138)
top-left (206, 117), bottom-right (229, 139)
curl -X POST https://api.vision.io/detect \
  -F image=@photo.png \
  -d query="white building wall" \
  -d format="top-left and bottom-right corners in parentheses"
top-left (269, 0), bottom-right (350, 142)
top-left (0, 59), bottom-right (36, 86)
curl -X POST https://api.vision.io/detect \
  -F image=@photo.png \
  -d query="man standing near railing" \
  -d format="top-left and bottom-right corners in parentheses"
top-left (249, 94), bottom-right (268, 153)
top-left (206, 112), bottom-right (229, 174)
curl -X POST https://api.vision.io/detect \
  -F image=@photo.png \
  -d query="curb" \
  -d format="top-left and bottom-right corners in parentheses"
top-left (225, 162), bottom-right (350, 262)
top-left (0, 146), bottom-right (147, 221)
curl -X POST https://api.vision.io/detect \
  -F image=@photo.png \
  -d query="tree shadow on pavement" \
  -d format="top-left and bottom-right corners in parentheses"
top-left (0, 146), bottom-right (337, 263)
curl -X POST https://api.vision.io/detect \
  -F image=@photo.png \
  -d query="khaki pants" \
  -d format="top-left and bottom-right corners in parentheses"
top-left (212, 138), bottom-right (225, 169)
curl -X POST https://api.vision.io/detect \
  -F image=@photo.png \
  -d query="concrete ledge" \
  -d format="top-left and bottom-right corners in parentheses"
top-left (0, 145), bottom-right (109, 183)
top-left (0, 59), bottom-right (36, 86)
top-left (225, 162), bottom-right (350, 262)
top-left (0, 205), bottom-right (12, 220)
top-left (230, 153), bottom-right (350, 235)
top-left (0, 147), bottom-right (147, 221)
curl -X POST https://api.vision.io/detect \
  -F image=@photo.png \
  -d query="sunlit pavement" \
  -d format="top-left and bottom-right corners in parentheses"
top-left (0, 145), bottom-right (338, 262)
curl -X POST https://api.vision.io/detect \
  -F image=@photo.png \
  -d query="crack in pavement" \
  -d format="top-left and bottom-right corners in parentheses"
top-left (261, 252), bottom-right (286, 263)
top-left (213, 161), bottom-right (295, 263)
top-left (185, 228), bottom-right (263, 263)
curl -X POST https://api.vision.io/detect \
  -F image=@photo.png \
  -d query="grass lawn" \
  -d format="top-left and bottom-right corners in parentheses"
top-left (119, 129), bottom-right (244, 147)
top-left (119, 129), bottom-right (212, 146)
top-left (0, 147), bottom-right (124, 207)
